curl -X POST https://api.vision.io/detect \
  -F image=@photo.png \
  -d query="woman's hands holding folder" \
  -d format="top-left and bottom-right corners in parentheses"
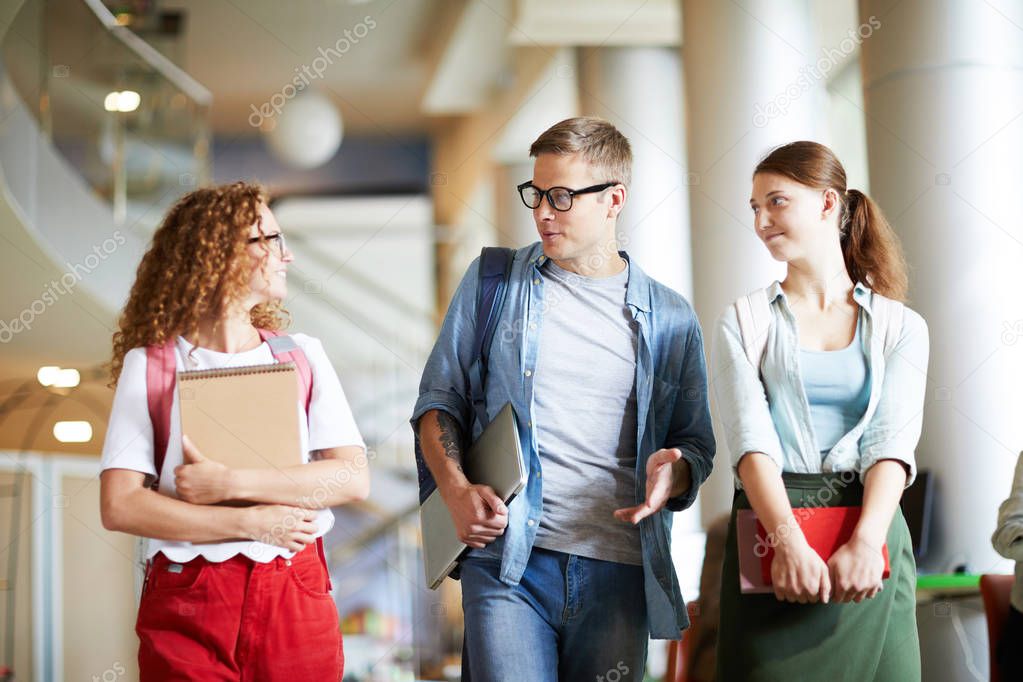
top-left (828, 536), bottom-right (885, 603)
top-left (823, 459), bottom-right (905, 602)
top-left (771, 533), bottom-right (832, 604)
top-left (175, 435), bottom-right (234, 504)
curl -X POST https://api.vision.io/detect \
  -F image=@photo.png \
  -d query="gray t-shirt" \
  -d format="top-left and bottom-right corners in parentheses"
top-left (531, 259), bottom-right (642, 565)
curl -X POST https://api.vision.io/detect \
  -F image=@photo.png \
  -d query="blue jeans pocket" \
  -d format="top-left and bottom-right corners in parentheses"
top-left (464, 533), bottom-right (505, 562)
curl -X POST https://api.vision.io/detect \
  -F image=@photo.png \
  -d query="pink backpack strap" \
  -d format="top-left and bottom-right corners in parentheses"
top-left (257, 329), bottom-right (313, 416)
top-left (145, 339), bottom-right (178, 490)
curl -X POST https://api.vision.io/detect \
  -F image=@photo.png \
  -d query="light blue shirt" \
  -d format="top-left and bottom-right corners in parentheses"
top-left (713, 281), bottom-right (928, 486)
top-left (412, 242), bottom-right (716, 638)
top-left (800, 314), bottom-right (871, 453)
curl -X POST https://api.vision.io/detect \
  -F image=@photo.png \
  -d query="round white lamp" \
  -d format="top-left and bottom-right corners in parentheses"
top-left (265, 91), bottom-right (343, 169)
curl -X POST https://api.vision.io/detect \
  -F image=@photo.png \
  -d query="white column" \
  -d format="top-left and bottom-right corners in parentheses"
top-left (493, 48), bottom-right (579, 250)
top-left (577, 46), bottom-right (693, 298)
top-left (860, 0), bottom-right (1023, 575)
top-left (494, 161), bottom-right (539, 249)
top-left (682, 0), bottom-right (828, 523)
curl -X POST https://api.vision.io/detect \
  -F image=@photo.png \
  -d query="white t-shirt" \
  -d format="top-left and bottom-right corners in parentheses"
top-left (100, 333), bottom-right (365, 563)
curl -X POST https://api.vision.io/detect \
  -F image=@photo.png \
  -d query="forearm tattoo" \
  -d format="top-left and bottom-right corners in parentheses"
top-left (435, 411), bottom-right (465, 473)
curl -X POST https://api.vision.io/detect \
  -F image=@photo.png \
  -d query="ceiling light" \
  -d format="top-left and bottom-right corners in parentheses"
top-left (53, 421), bottom-right (92, 443)
top-left (104, 90), bottom-right (141, 113)
top-left (37, 366), bottom-right (80, 388)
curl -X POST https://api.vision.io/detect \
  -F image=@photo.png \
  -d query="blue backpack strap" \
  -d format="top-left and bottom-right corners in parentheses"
top-left (415, 247), bottom-right (515, 504)
top-left (469, 247), bottom-right (515, 428)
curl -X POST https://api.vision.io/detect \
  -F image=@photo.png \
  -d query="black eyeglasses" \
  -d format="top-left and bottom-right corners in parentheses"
top-left (517, 181), bottom-right (617, 212)
top-left (247, 232), bottom-right (287, 257)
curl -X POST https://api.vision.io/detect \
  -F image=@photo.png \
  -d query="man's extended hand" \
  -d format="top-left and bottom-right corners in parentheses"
top-left (613, 448), bottom-right (689, 525)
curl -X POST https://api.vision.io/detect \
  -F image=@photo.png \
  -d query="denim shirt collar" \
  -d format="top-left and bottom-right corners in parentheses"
top-left (766, 280), bottom-right (874, 314)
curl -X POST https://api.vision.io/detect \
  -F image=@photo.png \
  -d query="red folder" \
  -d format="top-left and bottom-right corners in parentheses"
top-left (736, 506), bottom-right (890, 594)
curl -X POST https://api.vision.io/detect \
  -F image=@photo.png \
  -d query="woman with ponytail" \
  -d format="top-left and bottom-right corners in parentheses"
top-left (713, 141), bottom-right (927, 680)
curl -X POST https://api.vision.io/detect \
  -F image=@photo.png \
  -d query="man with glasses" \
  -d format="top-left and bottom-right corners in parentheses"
top-left (412, 117), bottom-right (715, 680)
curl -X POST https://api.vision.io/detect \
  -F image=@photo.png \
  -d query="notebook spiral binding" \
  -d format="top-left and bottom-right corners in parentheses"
top-left (177, 361), bottom-right (296, 381)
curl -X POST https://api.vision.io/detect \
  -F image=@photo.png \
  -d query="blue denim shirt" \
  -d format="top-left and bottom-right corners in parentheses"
top-left (712, 281), bottom-right (929, 486)
top-left (412, 242), bottom-right (716, 638)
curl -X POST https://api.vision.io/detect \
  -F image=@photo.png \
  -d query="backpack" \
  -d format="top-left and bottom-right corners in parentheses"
top-left (733, 286), bottom-right (905, 374)
top-left (414, 246), bottom-right (515, 504)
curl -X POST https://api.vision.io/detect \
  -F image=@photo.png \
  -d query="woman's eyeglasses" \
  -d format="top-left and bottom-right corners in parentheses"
top-left (247, 232), bottom-right (287, 257)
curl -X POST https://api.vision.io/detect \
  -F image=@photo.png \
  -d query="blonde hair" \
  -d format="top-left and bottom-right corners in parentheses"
top-left (109, 182), bottom-right (288, 385)
top-left (529, 116), bottom-right (632, 189)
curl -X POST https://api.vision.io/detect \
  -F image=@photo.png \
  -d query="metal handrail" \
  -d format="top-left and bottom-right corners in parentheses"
top-left (79, 0), bottom-right (211, 106)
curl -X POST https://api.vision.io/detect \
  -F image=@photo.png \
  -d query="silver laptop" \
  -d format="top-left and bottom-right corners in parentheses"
top-left (421, 403), bottom-right (526, 590)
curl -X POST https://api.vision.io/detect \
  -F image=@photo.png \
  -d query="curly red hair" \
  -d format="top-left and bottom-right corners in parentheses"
top-left (110, 182), bottom-right (288, 385)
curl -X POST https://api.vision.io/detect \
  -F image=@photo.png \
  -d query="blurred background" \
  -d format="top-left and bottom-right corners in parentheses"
top-left (0, 0), bottom-right (1020, 680)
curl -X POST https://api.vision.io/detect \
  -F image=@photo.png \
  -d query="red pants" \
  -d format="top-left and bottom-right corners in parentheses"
top-left (136, 543), bottom-right (342, 681)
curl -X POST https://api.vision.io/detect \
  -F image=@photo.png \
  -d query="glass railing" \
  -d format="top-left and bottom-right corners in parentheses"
top-left (2, 0), bottom-right (211, 229)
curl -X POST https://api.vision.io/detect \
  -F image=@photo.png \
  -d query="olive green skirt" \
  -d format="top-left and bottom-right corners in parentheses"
top-left (717, 473), bottom-right (920, 682)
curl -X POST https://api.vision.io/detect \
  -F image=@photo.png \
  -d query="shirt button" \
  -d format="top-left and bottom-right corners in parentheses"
top-left (527, 420), bottom-right (532, 427)
top-left (285, 559), bottom-right (292, 566)
top-left (524, 369), bottom-right (532, 377)
top-left (529, 322), bottom-right (537, 331)
top-left (533, 278), bottom-right (540, 285)
top-left (527, 519), bottom-right (535, 527)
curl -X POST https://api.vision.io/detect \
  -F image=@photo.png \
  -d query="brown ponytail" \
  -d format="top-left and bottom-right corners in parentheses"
top-left (754, 141), bottom-right (909, 301)
top-left (842, 188), bottom-right (907, 301)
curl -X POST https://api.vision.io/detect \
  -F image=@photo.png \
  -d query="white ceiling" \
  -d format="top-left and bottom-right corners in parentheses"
top-left (165, 0), bottom-right (443, 135)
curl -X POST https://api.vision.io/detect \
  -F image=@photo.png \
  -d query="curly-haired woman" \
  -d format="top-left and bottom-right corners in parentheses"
top-left (100, 182), bottom-right (368, 681)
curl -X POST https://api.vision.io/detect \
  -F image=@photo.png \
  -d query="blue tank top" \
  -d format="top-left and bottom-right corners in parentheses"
top-left (799, 315), bottom-right (871, 455)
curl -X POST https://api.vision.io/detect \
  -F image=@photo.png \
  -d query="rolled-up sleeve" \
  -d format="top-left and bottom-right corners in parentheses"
top-left (665, 320), bottom-right (716, 512)
top-left (711, 307), bottom-right (785, 478)
top-left (858, 308), bottom-right (929, 487)
top-left (410, 258), bottom-right (481, 435)
top-left (993, 453), bottom-right (1023, 561)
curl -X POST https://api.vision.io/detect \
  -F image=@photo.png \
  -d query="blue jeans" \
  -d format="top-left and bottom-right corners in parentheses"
top-left (459, 546), bottom-right (648, 681)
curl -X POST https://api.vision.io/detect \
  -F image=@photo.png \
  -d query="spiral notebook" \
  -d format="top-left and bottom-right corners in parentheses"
top-left (177, 362), bottom-right (302, 470)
